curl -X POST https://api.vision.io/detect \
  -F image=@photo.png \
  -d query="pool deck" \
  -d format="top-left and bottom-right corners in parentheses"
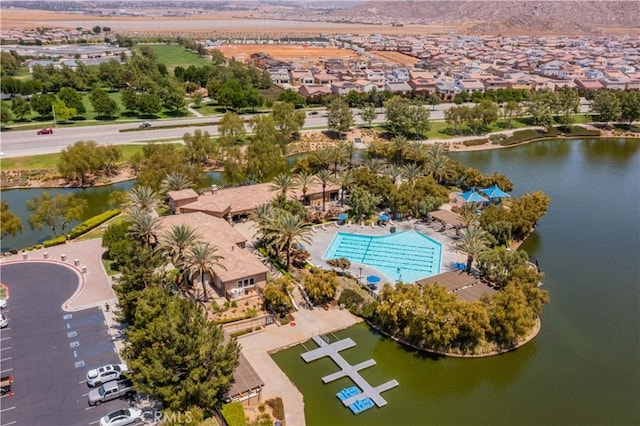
top-left (307, 218), bottom-right (467, 286)
top-left (301, 336), bottom-right (399, 408)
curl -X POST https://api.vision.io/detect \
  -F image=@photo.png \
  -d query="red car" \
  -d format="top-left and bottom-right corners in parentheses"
top-left (37, 128), bottom-right (53, 135)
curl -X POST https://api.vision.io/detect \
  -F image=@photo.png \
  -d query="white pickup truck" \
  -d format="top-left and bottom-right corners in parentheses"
top-left (88, 379), bottom-right (135, 406)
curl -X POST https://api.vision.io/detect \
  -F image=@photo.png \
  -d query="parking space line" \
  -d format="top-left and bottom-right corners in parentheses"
top-left (0, 346), bottom-right (11, 351)
top-left (0, 357), bottom-right (12, 362)
top-left (2, 421), bottom-right (18, 426)
top-left (88, 421), bottom-right (100, 425)
top-left (0, 368), bottom-right (13, 374)
top-left (0, 406), bottom-right (16, 413)
top-left (0, 337), bottom-right (11, 341)
top-left (79, 379), bottom-right (87, 384)
top-left (85, 406), bottom-right (94, 411)
top-left (82, 392), bottom-right (90, 396)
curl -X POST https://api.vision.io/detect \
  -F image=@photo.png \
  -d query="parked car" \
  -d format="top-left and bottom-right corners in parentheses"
top-left (99, 407), bottom-right (143, 426)
top-left (86, 363), bottom-right (129, 387)
top-left (0, 376), bottom-right (13, 397)
top-left (37, 128), bottom-right (53, 135)
top-left (139, 121), bottom-right (151, 128)
top-left (88, 379), bottom-right (135, 406)
top-left (0, 313), bottom-right (7, 328)
top-left (0, 299), bottom-right (6, 309)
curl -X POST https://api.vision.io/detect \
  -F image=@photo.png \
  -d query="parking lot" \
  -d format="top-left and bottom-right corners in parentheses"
top-left (0, 262), bottom-right (135, 426)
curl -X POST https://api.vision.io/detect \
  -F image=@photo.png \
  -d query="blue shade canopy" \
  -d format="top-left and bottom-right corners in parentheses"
top-left (337, 213), bottom-right (348, 220)
top-left (378, 214), bottom-right (390, 221)
top-left (366, 275), bottom-right (381, 283)
top-left (480, 184), bottom-right (511, 199)
top-left (458, 190), bottom-right (488, 203)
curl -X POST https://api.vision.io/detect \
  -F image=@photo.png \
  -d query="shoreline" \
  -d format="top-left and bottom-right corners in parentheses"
top-left (2, 128), bottom-right (638, 191)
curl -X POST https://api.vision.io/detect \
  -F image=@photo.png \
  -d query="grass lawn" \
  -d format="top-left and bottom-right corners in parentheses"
top-left (135, 44), bottom-right (210, 74)
top-left (0, 143), bottom-right (181, 171)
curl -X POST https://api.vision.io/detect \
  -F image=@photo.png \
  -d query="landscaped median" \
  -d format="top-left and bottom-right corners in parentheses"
top-left (495, 125), bottom-right (601, 146)
top-left (42, 208), bottom-right (120, 248)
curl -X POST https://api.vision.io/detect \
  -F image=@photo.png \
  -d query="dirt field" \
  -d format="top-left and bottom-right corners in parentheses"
top-left (370, 50), bottom-right (420, 67)
top-left (216, 44), bottom-right (361, 63)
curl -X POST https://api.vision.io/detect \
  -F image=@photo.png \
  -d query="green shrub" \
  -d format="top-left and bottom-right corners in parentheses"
top-left (220, 402), bottom-right (245, 426)
top-left (500, 129), bottom-right (552, 145)
top-left (43, 235), bottom-right (67, 247)
top-left (462, 138), bottom-right (489, 146)
top-left (265, 397), bottom-right (284, 421)
top-left (69, 209), bottom-right (120, 239)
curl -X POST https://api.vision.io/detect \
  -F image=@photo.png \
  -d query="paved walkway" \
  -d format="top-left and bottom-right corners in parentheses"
top-left (238, 308), bottom-right (362, 426)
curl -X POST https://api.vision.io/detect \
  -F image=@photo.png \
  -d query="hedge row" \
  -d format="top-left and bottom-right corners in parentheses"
top-left (42, 208), bottom-right (121, 248)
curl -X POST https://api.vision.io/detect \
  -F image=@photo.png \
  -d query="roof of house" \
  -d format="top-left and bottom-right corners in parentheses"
top-left (416, 270), bottom-right (496, 302)
top-left (167, 189), bottom-right (199, 201)
top-left (182, 183), bottom-right (277, 217)
top-left (157, 212), bottom-right (268, 283)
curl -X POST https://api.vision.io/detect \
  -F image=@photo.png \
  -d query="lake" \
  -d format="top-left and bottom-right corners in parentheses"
top-left (272, 138), bottom-right (640, 426)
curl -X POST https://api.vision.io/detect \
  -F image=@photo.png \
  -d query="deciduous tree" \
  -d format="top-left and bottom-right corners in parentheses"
top-left (26, 191), bottom-right (87, 237)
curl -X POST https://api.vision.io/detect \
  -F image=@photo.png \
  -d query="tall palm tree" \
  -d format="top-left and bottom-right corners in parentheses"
top-left (459, 204), bottom-right (480, 228)
top-left (158, 224), bottom-right (201, 287)
top-left (340, 140), bottom-right (357, 168)
top-left (127, 207), bottom-right (160, 246)
top-left (310, 148), bottom-right (331, 171)
top-left (364, 158), bottom-right (384, 175)
top-left (264, 211), bottom-right (313, 269)
top-left (294, 171), bottom-right (318, 205)
top-left (335, 170), bottom-right (355, 206)
top-left (384, 164), bottom-right (404, 185)
top-left (402, 163), bottom-right (423, 185)
top-left (128, 185), bottom-right (160, 211)
top-left (160, 171), bottom-right (193, 193)
top-left (427, 155), bottom-right (454, 185)
top-left (328, 144), bottom-right (348, 177)
top-left (315, 169), bottom-right (333, 212)
top-left (456, 226), bottom-right (491, 274)
top-left (392, 135), bottom-right (409, 165)
top-left (181, 242), bottom-right (226, 302)
top-left (270, 173), bottom-right (297, 196)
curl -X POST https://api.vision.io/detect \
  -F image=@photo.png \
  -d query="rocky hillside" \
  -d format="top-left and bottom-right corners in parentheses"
top-left (327, 1), bottom-right (640, 35)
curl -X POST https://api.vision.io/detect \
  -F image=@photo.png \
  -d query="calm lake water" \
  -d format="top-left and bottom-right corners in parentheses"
top-left (272, 138), bottom-right (640, 426)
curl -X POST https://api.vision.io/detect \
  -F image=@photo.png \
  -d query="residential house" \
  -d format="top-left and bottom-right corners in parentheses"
top-left (166, 189), bottom-right (199, 214)
top-left (331, 81), bottom-right (361, 96)
top-left (313, 72), bottom-right (339, 85)
top-left (574, 79), bottom-right (604, 91)
top-left (384, 81), bottom-right (412, 94)
top-left (455, 79), bottom-right (485, 94)
top-left (298, 84), bottom-right (332, 99)
top-left (483, 77), bottom-right (510, 91)
top-left (408, 77), bottom-right (437, 94)
top-left (364, 69), bottom-right (386, 83)
top-left (268, 68), bottom-right (290, 85)
top-left (598, 77), bottom-right (628, 90)
top-left (156, 212), bottom-right (269, 299)
top-left (435, 81), bottom-right (461, 99)
top-left (289, 69), bottom-right (314, 85)
top-left (353, 79), bottom-right (378, 93)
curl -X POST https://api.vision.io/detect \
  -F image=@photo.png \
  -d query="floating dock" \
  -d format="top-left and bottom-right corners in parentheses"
top-left (301, 335), bottom-right (399, 410)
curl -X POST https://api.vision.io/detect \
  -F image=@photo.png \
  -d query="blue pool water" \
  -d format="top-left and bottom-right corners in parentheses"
top-left (323, 231), bottom-right (442, 283)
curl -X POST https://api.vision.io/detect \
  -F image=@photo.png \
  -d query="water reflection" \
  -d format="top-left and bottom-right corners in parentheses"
top-left (580, 138), bottom-right (640, 164)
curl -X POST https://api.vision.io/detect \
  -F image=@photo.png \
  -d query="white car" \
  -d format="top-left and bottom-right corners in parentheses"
top-left (0, 313), bottom-right (7, 328)
top-left (0, 299), bottom-right (6, 309)
top-left (99, 407), bottom-right (143, 426)
top-left (86, 363), bottom-right (129, 387)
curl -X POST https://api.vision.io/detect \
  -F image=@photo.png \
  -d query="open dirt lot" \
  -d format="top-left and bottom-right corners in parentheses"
top-left (216, 44), bottom-right (361, 63)
top-left (370, 50), bottom-right (420, 67)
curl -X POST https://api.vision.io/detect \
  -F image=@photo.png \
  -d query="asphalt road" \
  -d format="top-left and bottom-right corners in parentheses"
top-left (0, 101), bottom-right (592, 158)
top-left (0, 262), bottom-right (130, 426)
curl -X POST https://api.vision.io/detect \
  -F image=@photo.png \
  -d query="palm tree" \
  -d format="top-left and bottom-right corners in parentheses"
top-left (158, 224), bottom-right (201, 287)
top-left (328, 144), bottom-right (348, 177)
top-left (160, 171), bottom-right (193, 193)
top-left (459, 204), bottom-right (480, 228)
top-left (391, 135), bottom-right (410, 165)
top-left (294, 171), bottom-right (318, 205)
top-left (456, 226), bottom-right (491, 274)
top-left (315, 169), bottom-right (333, 212)
top-left (364, 158), bottom-right (384, 175)
top-left (310, 148), bottom-right (331, 171)
top-left (128, 185), bottom-right (160, 211)
top-left (264, 211), bottom-right (313, 269)
top-left (340, 140), bottom-right (357, 168)
top-left (181, 242), bottom-right (226, 302)
top-left (384, 164), bottom-right (404, 185)
top-left (127, 207), bottom-right (160, 246)
top-left (270, 173), bottom-right (297, 196)
top-left (402, 163), bottom-right (423, 185)
top-left (427, 155), bottom-right (454, 185)
top-left (335, 170), bottom-right (355, 206)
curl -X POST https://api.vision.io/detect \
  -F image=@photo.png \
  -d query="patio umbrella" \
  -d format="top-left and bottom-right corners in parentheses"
top-left (458, 190), bottom-right (488, 203)
top-left (480, 185), bottom-right (511, 199)
top-left (378, 214), bottom-right (390, 221)
top-left (366, 275), bottom-right (381, 284)
top-left (338, 213), bottom-right (348, 220)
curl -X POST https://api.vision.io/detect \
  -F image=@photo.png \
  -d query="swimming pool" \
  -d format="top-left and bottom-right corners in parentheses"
top-left (323, 230), bottom-right (442, 283)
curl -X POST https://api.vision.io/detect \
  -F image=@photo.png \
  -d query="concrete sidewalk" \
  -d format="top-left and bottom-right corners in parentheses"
top-left (238, 308), bottom-right (362, 426)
